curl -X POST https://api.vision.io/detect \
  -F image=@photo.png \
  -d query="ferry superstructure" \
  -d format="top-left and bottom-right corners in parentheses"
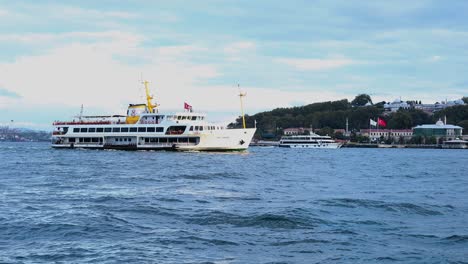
top-left (279, 133), bottom-right (342, 149)
top-left (51, 81), bottom-right (256, 151)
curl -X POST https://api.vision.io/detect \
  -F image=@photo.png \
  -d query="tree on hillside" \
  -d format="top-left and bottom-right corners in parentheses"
top-left (388, 112), bottom-right (412, 129)
top-left (351, 94), bottom-right (372, 107)
top-left (462, 97), bottom-right (468, 104)
top-left (316, 127), bottom-right (334, 137)
top-left (406, 109), bottom-right (431, 126)
top-left (458, 120), bottom-right (468, 134)
top-left (433, 105), bottom-right (468, 124)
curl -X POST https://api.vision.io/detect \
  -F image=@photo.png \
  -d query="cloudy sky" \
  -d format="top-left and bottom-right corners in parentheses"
top-left (1, 1), bottom-right (467, 129)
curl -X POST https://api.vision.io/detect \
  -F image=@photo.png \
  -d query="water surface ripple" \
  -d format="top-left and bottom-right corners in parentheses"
top-left (0, 142), bottom-right (467, 263)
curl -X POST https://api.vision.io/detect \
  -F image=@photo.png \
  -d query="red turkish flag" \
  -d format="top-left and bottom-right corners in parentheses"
top-left (378, 117), bottom-right (387, 127)
top-left (184, 102), bottom-right (192, 110)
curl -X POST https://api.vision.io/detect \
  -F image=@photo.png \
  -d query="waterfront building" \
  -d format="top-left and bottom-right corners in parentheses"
top-left (360, 129), bottom-right (413, 141)
top-left (413, 119), bottom-right (463, 139)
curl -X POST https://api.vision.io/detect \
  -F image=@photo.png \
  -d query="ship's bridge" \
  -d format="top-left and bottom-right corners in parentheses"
top-left (167, 112), bottom-right (206, 122)
top-left (137, 112), bottom-right (207, 125)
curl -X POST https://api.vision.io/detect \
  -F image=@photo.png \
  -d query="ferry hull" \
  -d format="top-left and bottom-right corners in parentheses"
top-left (52, 128), bottom-right (256, 152)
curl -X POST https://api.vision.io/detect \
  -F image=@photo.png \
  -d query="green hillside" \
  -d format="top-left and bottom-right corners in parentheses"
top-left (230, 94), bottom-right (468, 139)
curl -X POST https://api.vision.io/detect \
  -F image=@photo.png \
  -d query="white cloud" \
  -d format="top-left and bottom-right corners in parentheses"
top-left (0, 31), bottom-right (144, 47)
top-left (223, 41), bottom-right (257, 62)
top-left (0, 31), bottom-right (219, 116)
top-left (0, 30), bottom-right (351, 126)
top-left (59, 7), bottom-right (138, 19)
top-left (224, 41), bottom-right (256, 54)
top-left (276, 57), bottom-right (356, 71)
top-left (0, 8), bottom-right (9, 17)
top-left (428, 55), bottom-right (442, 62)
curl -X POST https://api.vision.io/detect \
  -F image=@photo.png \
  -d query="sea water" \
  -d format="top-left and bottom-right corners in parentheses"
top-left (0, 142), bottom-right (467, 263)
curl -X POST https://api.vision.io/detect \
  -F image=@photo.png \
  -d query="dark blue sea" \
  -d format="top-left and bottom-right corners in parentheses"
top-left (0, 142), bottom-right (467, 263)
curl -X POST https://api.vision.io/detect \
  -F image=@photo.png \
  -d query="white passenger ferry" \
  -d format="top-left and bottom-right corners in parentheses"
top-left (279, 132), bottom-right (342, 149)
top-left (52, 81), bottom-right (256, 151)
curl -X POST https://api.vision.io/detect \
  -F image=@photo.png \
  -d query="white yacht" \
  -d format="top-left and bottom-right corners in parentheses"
top-left (279, 132), bottom-right (342, 149)
top-left (51, 81), bottom-right (256, 151)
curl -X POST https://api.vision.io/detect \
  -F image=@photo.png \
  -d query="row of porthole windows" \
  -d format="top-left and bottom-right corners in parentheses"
top-left (73, 127), bottom-right (165, 133)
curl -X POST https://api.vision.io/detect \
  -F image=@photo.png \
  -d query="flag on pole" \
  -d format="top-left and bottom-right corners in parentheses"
top-left (378, 117), bottom-right (387, 127)
top-left (370, 119), bottom-right (377, 127)
top-left (184, 102), bottom-right (192, 112)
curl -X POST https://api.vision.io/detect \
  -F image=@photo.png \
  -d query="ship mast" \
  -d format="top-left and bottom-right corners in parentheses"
top-left (238, 84), bottom-right (247, 129)
top-left (144, 80), bottom-right (157, 113)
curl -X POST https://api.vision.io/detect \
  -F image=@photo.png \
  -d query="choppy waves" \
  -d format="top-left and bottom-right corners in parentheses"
top-left (1, 143), bottom-right (467, 263)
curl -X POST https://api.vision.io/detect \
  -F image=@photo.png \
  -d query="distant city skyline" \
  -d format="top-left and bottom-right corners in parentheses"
top-left (1, 1), bottom-right (468, 129)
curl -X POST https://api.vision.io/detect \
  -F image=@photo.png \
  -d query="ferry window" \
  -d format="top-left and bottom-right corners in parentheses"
top-left (84, 138), bottom-right (91, 143)
top-left (147, 127), bottom-right (155, 132)
top-left (160, 138), bottom-right (167, 143)
top-left (121, 127), bottom-right (129, 132)
top-left (88, 128), bottom-right (96, 132)
top-left (73, 128), bottom-right (79, 133)
top-left (138, 127), bottom-right (146, 132)
top-left (189, 126), bottom-right (193, 131)
top-left (79, 138), bottom-right (83, 142)
top-left (179, 138), bottom-right (188, 143)
top-left (113, 127), bottom-right (120, 133)
top-left (192, 116), bottom-right (197, 120)
top-left (92, 138), bottom-right (99, 142)
top-left (104, 128), bottom-right (112, 132)
top-left (169, 138), bottom-right (177, 143)
top-left (177, 116), bottom-right (182, 120)
top-left (182, 116), bottom-right (187, 120)
top-left (128, 138), bottom-right (132, 142)
top-left (96, 128), bottom-right (104, 132)
top-left (130, 127), bottom-right (137, 132)
top-left (156, 127), bottom-right (164, 132)
top-left (145, 138), bottom-right (149, 143)
top-left (189, 138), bottom-right (197, 143)
top-left (81, 128), bottom-right (88, 133)
top-left (69, 138), bottom-right (76, 143)
top-left (199, 126), bottom-right (204, 131)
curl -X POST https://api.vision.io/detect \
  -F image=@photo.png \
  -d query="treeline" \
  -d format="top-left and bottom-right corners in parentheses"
top-left (230, 94), bottom-right (468, 139)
